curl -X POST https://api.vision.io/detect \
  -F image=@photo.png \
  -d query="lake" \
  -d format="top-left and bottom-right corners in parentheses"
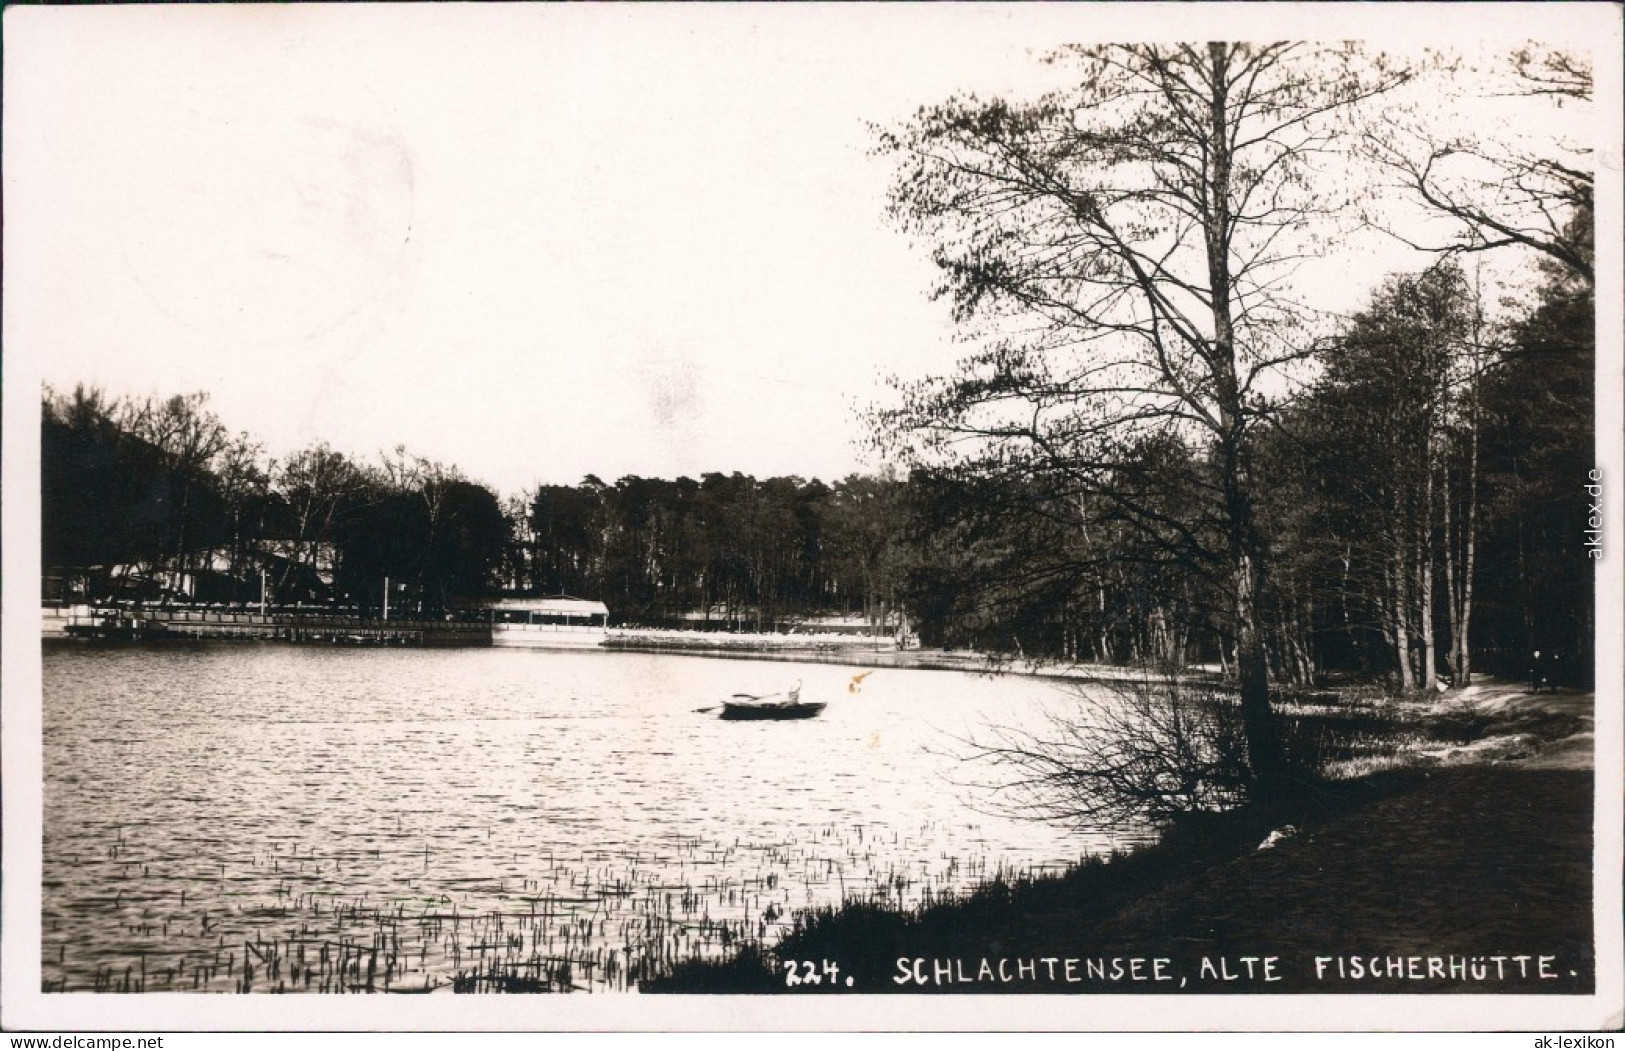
top-left (41, 642), bottom-right (1120, 992)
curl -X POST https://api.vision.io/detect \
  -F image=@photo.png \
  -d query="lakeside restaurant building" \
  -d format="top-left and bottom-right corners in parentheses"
top-left (488, 596), bottom-right (611, 649)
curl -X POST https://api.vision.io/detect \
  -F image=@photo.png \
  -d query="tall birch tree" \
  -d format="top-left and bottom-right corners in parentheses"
top-left (875, 43), bottom-right (1406, 797)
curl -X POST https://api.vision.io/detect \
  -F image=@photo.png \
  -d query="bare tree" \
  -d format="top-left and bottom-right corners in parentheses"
top-left (957, 674), bottom-right (1253, 833)
top-left (274, 443), bottom-right (362, 598)
top-left (42, 382), bottom-right (118, 431)
top-left (117, 391), bottom-right (231, 590)
top-left (118, 391), bottom-right (230, 476)
top-left (1364, 47), bottom-right (1593, 285)
top-left (214, 431), bottom-right (270, 586)
top-left (1441, 267), bottom-right (1496, 687)
top-left (875, 43), bottom-right (1407, 798)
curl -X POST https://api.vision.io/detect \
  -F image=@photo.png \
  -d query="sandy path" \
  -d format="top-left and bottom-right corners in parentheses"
top-left (1432, 678), bottom-right (1597, 770)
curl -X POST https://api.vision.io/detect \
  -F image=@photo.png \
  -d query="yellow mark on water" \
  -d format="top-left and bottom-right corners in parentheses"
top-left (867, 731), bottom-right (882, 750)
top-left (848, 671), bottom-right (874, 694)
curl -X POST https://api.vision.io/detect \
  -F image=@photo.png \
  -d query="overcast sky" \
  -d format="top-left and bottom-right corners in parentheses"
top-left (4, 3), bottom-right (1615, 497)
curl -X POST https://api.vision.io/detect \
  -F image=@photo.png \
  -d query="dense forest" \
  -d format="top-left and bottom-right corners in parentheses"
top-left (884, 251), bottom-right (1594, 689)
top-left (39, 390), bottom-right (910, 630)
top-left (40, 44), bottom-right (1597, 701)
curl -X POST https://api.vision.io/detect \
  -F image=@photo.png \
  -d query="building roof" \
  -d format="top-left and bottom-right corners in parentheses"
top-left (488, 596), bottom-right (610, 617)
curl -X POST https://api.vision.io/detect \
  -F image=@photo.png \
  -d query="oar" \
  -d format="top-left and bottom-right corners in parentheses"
top-left (693, 704), bottom-right (723, 713)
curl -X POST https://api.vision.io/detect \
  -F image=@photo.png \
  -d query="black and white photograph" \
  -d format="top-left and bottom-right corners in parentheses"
top-left (3, 2), bottom-right (1621, 1035)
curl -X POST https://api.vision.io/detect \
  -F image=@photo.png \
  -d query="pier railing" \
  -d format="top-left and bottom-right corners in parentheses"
top-left (47, 604), bottom-right (492, 646)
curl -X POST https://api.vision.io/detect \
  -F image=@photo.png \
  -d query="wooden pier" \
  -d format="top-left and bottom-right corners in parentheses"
top-left (52, 606), bottom-right (491, 647)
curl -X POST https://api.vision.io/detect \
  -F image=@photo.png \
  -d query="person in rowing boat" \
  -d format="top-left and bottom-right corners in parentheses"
top-left (732, 680), bottom-right (801, 707)
top-left (712, 679), bottom-right (825, 719)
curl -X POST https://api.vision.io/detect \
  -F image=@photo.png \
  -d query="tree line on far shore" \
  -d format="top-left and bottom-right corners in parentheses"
top-left (40, 390), bottom-right (912, 630)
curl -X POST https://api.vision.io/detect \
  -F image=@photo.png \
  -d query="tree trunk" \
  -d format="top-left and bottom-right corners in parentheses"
top-left (1420, 455), bottom-right (1437, 691)
top-left (1232, 541), bottom-right (1283, 789)
top-left (1444, 455), bottom-right (1461, 681)
top-left (1293, 597), bottom-right (1316, 686)
top-left (1097, 585), bottom-right (1111, 664)
top-left (1459, 383), bottom-right (1479, 684)
top-left (1339, 547), bottom-right (1368, 674)
top-left (1515, 463), bottom-right (1533, 652)
top-left (1204, 43), bottom-right (1284, 795)
top-left (1393, 515), bottom-right (1416, 691)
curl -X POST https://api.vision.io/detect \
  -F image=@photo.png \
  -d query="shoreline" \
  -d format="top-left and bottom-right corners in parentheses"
top-left (44, 614), bottom-right (1179, 686)
top-left (602, 634), bottom-right (1167, 681)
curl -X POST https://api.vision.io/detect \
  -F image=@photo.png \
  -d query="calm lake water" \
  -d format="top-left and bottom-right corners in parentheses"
top-left (41, 643), bottom-right (1117, 993)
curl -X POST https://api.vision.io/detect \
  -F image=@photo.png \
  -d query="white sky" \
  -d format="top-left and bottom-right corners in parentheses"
top-left (3, 3), bottom-right (1614, 498)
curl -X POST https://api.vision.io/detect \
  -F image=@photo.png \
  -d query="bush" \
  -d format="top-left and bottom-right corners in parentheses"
top-left (957, 672), bottom-right (1256, 834)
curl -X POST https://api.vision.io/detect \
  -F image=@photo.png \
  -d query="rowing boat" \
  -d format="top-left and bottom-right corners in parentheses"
top-left (717, 681), bottom-right (824, 720)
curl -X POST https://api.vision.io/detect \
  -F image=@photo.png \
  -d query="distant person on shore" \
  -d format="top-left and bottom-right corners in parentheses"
top-left (1530, 649), bottom-right (1546, 693)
